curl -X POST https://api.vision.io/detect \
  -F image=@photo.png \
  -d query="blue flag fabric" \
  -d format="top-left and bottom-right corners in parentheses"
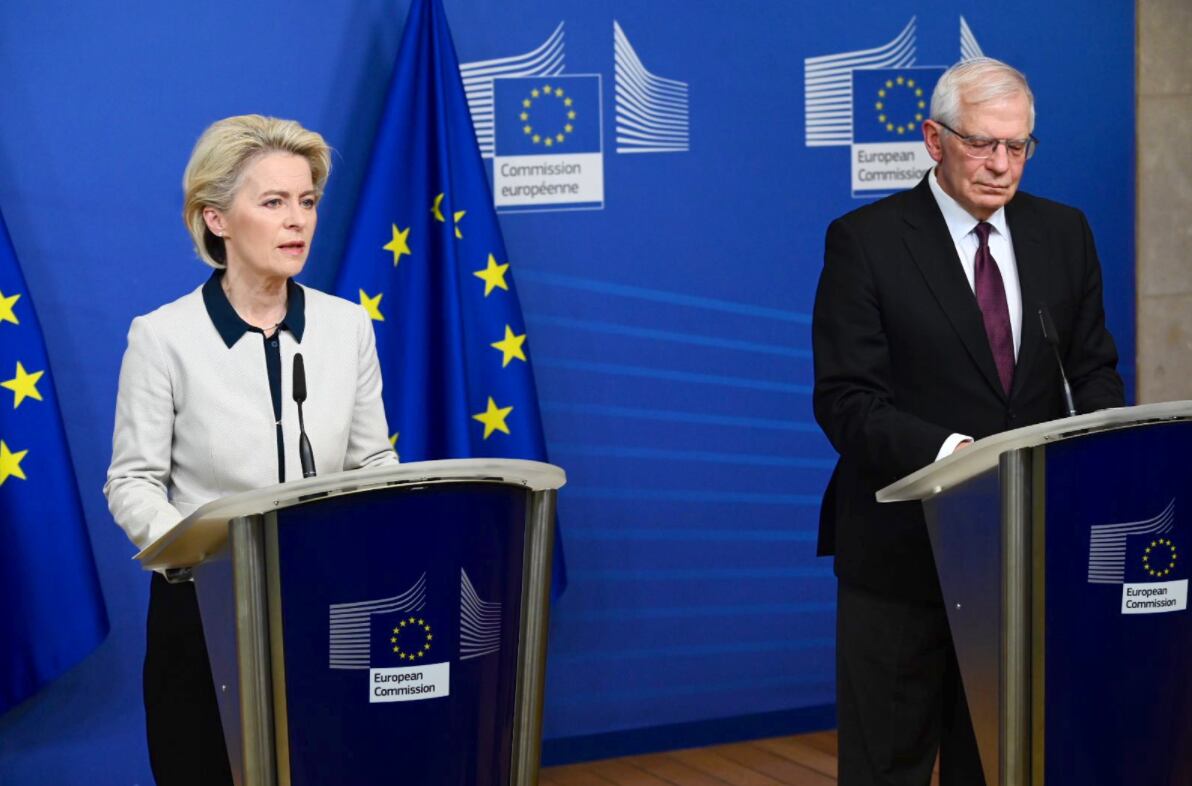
top-left (0, 210), bottom-right (108, 715)
top-left (334, 0), bottom-right (565, 597)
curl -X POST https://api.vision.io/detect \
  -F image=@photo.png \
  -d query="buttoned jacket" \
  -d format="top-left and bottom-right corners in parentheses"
top-left (812, 176), bottom-right (1124, 602)
top-left (105, 281), bottom-right (397, 551)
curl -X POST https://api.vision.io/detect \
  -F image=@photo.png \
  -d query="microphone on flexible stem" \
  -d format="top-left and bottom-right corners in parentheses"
top-left (292, 353), bottom-right (317, 478)
top-left (1038, 306), bottom-right (1078, 418)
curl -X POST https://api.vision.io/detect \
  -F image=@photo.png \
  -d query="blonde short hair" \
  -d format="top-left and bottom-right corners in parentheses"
top-left (182, 115), bottom-right (331, 268)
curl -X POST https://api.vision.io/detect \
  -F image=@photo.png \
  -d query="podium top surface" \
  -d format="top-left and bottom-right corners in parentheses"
top-left (135, 458), bottom-right (565, 570)
top-left (876, 401), bottom-right (1192, 503)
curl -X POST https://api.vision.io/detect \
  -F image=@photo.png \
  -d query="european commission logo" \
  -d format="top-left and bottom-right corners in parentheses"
top-left (327, 570), bottom-right (505, 703)
top-left (460, 20), bottom-right (690, 212)
top-left (492, 74), bottom-right (604, 212)
top-left (804, 16), bottom-right (984, 198)
top-left (848, 66), bottom-right (944, 195)
top-left (1088, 500), bottom-right (1188, 615)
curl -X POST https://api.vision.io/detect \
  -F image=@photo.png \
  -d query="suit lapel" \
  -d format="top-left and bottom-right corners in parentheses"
top-left (900, 178), bottom-right (1007, 400)
top-left (1007, 196), bottom-right (1045, 400)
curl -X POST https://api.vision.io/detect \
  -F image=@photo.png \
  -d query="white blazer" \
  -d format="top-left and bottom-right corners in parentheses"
top-left (105, 281), bottom-right (398, 551)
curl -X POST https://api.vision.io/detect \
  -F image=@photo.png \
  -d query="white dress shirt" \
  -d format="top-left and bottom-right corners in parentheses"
top-left (927, 168), bottom-right (1024, 459)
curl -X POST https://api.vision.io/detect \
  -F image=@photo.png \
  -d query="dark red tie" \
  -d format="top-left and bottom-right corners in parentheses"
top-left (974, 221), bottom-right (1015, 395)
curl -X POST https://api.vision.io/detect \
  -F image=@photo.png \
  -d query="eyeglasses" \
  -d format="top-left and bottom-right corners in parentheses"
top-left (933, 120), bottom-right (1038, 161)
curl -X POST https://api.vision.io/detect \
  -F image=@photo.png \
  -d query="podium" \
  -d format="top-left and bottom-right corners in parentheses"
top-left (136, 459), bottom-right (566, 786)
top-left (878, 402), bottom-right (1192, 786)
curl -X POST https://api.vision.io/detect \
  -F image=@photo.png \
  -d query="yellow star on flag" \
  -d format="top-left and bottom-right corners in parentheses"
top-left (473, 397), bottom-right (513, 439)
top-left (473, 254), bottom-right (509, 296)
top-left (2, 361), bottom-right (45, 408)
top-left (389, 432), bottom-right (399, 448)
top-left (359, 289), bottom-right (385, 321)
top-left (0, 290), bottom-right (19, 325)
top-left (453, 210), bottom-right (466, 239)
top-left (491, 325), bottom-right (527, 367)
top-left (431, 193), bottom-right (446, 222)
top-left (0, 440), bottom-right (28, 486)
top-left (382, 224), bottom-right (411, 266)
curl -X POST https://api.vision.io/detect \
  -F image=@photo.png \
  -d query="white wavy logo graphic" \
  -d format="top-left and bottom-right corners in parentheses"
top-left (1087, 500), bottom-right (1176, 584)
top-left (613, 21), bottom-right (689, 154)
top-left (803, 17), bottom-right (917, 148)
top-left (461, 22), bottom-right (566, 159)
top-left (459, 569), bottom-right (502, 660)
top-left (328, 573), bottom-right (427, 670)
top-left (960, 16), bottom-right (985, 61)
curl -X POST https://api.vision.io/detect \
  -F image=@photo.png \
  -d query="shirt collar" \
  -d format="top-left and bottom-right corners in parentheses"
top-left (928, 166), bottom-right (1010, 244)
top-left (201, 271), bottom-right (306, 348)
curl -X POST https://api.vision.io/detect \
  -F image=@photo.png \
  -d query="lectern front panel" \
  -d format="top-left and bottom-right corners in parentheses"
top-left (269, 482), bottom-right (529, 786)
top-left (1043, 422), bottom-right (1192, 786)
top-left (923, 465), bottom-right (1003, 786)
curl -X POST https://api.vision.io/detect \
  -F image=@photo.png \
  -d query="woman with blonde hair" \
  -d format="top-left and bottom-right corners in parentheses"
top-left (105, 115), bottom-right (397, 784)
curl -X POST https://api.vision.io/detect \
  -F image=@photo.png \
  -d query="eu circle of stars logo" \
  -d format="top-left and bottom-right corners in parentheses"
top-left (1142, 538), bottom-right (1178, 578)
top-left (874, 75), bottom-right (927, 136)
top-left (519, 83), bottom-right (577, 149)
top-left (391, 617), bottom-right (433, 661)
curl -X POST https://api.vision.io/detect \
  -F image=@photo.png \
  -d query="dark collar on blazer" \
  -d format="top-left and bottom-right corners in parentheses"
top-left (202, 271), bottom-right (306, 348)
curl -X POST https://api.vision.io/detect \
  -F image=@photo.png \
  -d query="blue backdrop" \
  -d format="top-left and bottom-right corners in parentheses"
top-left (0, 0), bottom-right (1133, 781)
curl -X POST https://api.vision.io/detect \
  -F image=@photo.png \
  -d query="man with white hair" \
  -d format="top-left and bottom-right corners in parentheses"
top-left (812, 58), bottom-right (1123, 784)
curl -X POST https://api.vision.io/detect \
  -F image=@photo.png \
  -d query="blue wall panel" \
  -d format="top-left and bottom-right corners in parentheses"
top-left (0, 1), bottom-right (1133, 781)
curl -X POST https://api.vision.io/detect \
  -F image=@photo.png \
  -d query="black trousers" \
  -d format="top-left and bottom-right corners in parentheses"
top-left (835, 580), bottom-right (987, 786)
top-left (144, 573), bottom-right (234, 786)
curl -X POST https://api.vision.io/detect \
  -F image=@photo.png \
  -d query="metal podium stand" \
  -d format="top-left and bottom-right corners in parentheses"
top-left (136, 459), bottom-right (565, 786)
top-left (878, 402), bottom-right (1192, 786)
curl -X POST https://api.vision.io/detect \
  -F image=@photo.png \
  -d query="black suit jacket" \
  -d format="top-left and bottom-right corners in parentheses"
top-left (812, 175), bottom-right (1124, 603)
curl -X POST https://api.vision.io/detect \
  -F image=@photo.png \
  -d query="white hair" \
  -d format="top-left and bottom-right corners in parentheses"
top-left (930, 57), bottom-right (1035, 132)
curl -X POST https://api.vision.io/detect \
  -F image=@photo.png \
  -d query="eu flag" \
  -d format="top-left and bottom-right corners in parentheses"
top-left (1122, 501), bottom-right (1186, 586)
top-left (0, 209), bottom-right (108, 715)
top-left (851, 67), bottom-right (944, 143)
top-left (334, 0), bottom-right (565, 597)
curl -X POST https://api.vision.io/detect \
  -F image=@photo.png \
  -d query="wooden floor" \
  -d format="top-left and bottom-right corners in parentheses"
top-left (541, 731), bottom-right (941, 786)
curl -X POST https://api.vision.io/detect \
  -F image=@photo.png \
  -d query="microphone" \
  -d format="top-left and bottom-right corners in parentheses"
top-left (292, 353), bottom-right (317, 478)
top-left (1038, 306), bottom-right (1077, 418)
